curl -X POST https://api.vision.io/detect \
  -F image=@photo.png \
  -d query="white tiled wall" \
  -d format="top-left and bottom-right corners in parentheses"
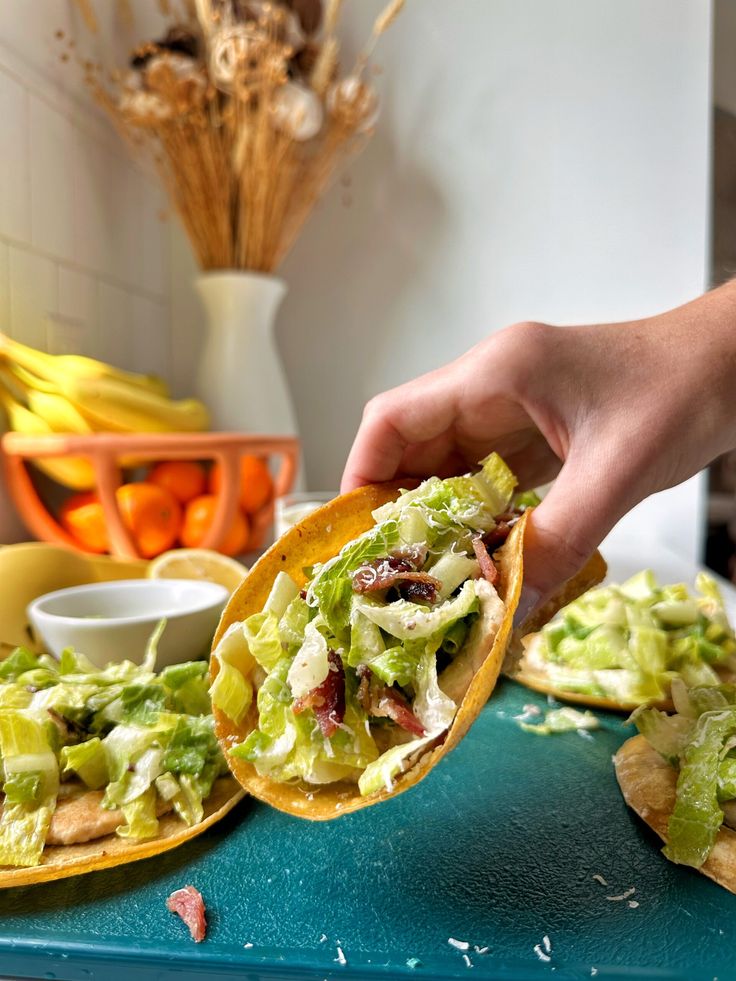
top-left (0, 8), bottom-right (170, 366)
top-left (0, 2), bottom-right (172, 539)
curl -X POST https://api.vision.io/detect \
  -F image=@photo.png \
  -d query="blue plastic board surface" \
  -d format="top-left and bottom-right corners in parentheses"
top-left (0, 679), bottom-right (732, 981)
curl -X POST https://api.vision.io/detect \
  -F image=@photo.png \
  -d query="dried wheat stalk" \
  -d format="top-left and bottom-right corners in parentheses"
top-left (75, 0), bottom-right (403, 272)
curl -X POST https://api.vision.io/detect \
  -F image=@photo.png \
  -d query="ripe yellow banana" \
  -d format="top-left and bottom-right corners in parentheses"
top-left (0, 342), bottom-right (210, 435)
top-left (64, 376), bottom-right (210, 434)
top-left (25, 390), bottom-right (94, 435)
top-left (0, 383), bottom-right (96, 490)
top-left (0, 333), bottom-right (170, 399)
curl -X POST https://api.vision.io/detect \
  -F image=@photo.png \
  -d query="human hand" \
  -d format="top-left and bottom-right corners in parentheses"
top-left (341, 284), bottom-right (736, 615)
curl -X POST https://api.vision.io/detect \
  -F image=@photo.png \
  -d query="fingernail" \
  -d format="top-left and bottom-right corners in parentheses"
top-left (514, 586), bottom-right (541, 628)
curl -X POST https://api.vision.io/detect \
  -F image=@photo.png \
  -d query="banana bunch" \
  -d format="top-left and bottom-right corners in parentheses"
top-left (0, 334), bottom-right (210, 490)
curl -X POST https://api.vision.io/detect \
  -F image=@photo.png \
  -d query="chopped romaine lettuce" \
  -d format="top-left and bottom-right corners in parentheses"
top-left (61, 737), bottom-right (109, 789)
top-left (286, 621), bottom-right (329, 699)
top-left (209, 622), bottom-right (254, 725)
top-left (525, 571), bottom-right (736, 706)
top-left (117, 786), bottom-right (159, 840)
top-left (353, 580), bottom-right (479, 642)
top-left (358, 735), bottom-right (435, 796)
top-left (371, 453), bottom-right (516, 542)
top-left (279, 595), bottom-right (311, 650)
top-left (665, 708), bottom-right (736, 867)
top-left (413, 647), bottom-right (456, 734)
top-left (365, 647), bottom-right (418, 688)
top-left (0, 710), bottom-right (59, 866)
top-left (264, 571), bottom-right (300, 619)
top-left (308, 520), bottom-right (401, 640)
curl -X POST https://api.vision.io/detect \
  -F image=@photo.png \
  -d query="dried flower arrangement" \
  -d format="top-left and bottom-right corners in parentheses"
top-left (66, 0), bottom-right (404, 272)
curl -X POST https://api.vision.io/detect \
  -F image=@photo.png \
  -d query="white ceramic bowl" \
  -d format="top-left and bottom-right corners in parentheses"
top-left (27, 579), bottom-right (229, 668)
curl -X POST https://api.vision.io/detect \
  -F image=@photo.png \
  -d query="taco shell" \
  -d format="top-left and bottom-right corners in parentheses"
top-left (0, 776), bottom-right (244, 889)
top-left (614, 734), bottom-right (736, 893)
top-left (211, 483), bottom-right (529, 820)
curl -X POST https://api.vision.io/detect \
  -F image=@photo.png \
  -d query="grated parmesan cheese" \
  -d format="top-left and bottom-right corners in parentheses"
top-left (606, 887), bottom-right (635, 902)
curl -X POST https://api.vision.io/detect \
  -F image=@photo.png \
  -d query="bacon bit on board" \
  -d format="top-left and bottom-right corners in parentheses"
top-left (166, 885), bottom-right (207, 942)
top-left (372, 686), bottom-right (425, 737)
top-left (292, 650), bottom-right (346, 738)
top-left (472, 536), bottom-right (499, 586)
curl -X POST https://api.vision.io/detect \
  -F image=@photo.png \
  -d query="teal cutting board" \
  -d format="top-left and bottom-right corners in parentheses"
top-left (0, 679), bottom-right (732, 981)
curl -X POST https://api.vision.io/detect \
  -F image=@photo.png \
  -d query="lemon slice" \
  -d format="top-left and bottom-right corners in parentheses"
top-left (147, 549), bottom-right (248, 594)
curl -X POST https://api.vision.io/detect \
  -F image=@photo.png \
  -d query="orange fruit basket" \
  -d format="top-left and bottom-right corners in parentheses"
top-left (1, 432), bottom-right (299, 560)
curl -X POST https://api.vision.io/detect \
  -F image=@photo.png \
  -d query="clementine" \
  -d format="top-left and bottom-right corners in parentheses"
top-left (147, 460), bottom-right (207, 504)
top-left (209, 455), bottom-right (274, 515)
top-left (181, 494), bottom-right (250, 557)
top-left (116, 483), bottom-right (182, 559)
top-left (60, 492), bottom-right (108, 554)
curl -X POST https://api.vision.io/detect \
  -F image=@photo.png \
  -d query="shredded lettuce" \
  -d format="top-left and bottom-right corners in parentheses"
top-left (413, 647), bottom-right (456, 734)
top-left (231, 658), bottom-right (378, 784)
top-left (243, 612), bottom-right (284, 672)
top-left (209, 622), bottom-right (254, 725)
top-left (0, 711), bottom-right (59, 866)
top-left (524, 571), bottom-right (736, 706)
top-left (117, 786), bottom-right (159, 840)
top-left (61, 737), bottom-right (109, 789)
top-left (358, 735), bottom-right (435, 796)
top-left (286, 621), bottom-right (330, 698)
top-left (308, 520), bottom-right (401, 640)
top-left (372, 453), bottom-right (516, 540)
top-left (664, 709), bottom-right (736, 867)
top-left (0, 625), bottom-right (227, 866)
top-left (353, 580), bottom-right (479, 642)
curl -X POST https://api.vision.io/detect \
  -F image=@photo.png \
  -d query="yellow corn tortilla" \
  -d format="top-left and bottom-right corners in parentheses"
top-left (211, 483), bottom-right (530, 819)
top-left (0, 776), bottom-right (244, 890)
top-left (614, 734), bottom-right (736, 893)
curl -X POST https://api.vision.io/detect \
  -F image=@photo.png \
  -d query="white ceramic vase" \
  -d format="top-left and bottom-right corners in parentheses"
top-left (195, 270), bottom-right (298, 436)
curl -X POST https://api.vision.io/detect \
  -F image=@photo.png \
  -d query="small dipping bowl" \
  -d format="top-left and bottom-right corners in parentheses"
top-left (27, 579), bottom-right (229, 668)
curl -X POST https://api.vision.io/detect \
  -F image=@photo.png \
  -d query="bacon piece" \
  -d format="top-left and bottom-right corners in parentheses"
top-left (166, 885), bottom-right (207, 943)
top-left (372, 686), bottom-right (425, 737)
top-left (482, 521), bottom-right (512, 552)
top-left (351, 546), bottom-right (429, 594)
top-left (292, 650), bottom-right (346, 738)
top-left (472, 536), bottom-right (499, 586)
top-left (399, 577), bottom-right (439, 603)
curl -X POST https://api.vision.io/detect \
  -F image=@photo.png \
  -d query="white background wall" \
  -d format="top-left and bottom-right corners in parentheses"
top-left (0, 1), bottom-right (714, 561)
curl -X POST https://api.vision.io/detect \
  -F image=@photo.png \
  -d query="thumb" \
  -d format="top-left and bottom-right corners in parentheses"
top-left (516, 449), bottom-right (636, 622)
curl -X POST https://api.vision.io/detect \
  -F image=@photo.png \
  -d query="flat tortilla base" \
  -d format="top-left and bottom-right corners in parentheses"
top-left (0, 777), bottom-right (244, 889)
top-left (211, 484), bottom-right (529, 820)
top-left (509, 670), bottom-right (673, 714)
top-left (614, 734), bottom-right (736, 893)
